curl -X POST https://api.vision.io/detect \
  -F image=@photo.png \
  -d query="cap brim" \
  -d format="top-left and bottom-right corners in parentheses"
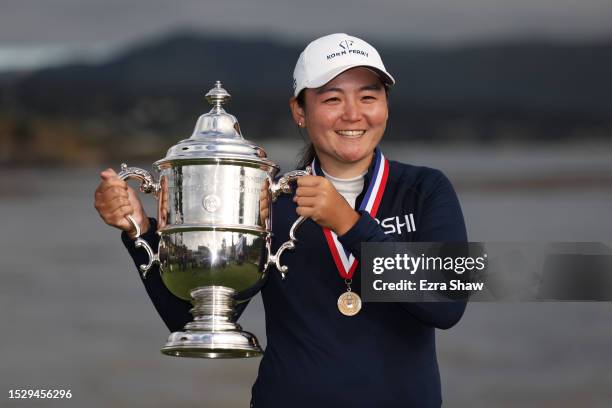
top-left (305, 64), bottom-right (395, 91)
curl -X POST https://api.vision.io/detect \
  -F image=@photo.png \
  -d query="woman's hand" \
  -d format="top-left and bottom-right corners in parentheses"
top-left (294, 175), bottom-right (360, 236)
top-left (94, 168), bottom-right (150, 239)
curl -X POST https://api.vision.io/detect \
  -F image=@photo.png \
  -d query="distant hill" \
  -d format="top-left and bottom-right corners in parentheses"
top-left (1, 32), bottom-right (611, 165)
top-left (7, 33), bottom-right (612, 112)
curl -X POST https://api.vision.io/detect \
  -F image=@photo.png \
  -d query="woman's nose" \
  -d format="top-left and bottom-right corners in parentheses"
top-left (341, 99), bottom-right (362, 122)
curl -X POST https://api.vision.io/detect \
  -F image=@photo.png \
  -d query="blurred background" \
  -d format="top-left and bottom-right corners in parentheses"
top-left (1, 0), bottom-right (611, 407)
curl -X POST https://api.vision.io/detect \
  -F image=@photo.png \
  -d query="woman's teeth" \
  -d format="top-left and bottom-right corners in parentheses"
top-left (336, 130), bottom-right (366, 138)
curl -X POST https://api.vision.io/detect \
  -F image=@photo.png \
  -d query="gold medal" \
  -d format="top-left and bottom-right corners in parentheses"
top-left (337, 291), bottom-right (362, 316)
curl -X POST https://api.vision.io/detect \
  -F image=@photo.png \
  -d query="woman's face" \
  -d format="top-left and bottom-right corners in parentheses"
top-left (291, 67), bottom-right (388, 172)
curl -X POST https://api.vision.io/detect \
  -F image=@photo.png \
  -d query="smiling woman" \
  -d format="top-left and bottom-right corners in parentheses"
top-left (290, 67), bottom-right (389, 177)
top-left (96, 33), bottom-right (468, 408)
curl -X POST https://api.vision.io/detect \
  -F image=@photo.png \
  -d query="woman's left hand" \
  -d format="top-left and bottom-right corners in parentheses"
top-left (294, 175), bottom-right (360, 236)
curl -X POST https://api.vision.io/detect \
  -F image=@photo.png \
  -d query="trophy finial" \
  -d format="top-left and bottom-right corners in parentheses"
top-left (205, 80), bottom-right (231, 110)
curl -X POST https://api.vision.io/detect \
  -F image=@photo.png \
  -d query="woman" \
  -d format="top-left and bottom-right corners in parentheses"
top-left (94, 33), bottom-right (467, 407)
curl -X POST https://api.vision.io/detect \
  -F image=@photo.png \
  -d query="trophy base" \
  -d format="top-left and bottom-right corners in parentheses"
top-left (162, 329), bottom-right (262, 358)
top-left (160, 286), bottom-right (263, 359)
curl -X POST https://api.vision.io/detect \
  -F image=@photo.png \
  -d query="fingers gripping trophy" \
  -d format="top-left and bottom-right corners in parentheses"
top-left (108, 82), bottom-right (309, 358)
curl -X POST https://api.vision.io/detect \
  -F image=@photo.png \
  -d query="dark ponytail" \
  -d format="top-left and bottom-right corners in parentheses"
top-left (297, 143), bottom-right (316, 169)
top-left (295, 90), bottom-right (317, 169)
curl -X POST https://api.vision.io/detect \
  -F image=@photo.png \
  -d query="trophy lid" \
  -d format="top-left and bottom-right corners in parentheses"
top-left (156, 81), bottom-right (278, 169)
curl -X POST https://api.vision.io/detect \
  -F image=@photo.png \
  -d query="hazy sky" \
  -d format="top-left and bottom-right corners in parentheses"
top-left (1, 0), bottom-right (612, 69)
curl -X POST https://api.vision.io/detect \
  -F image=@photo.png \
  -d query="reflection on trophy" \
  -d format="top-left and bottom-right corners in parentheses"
top-left (117, 81), bottom-right (309, 358)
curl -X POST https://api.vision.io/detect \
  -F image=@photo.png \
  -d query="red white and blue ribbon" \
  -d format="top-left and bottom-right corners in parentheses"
top-left (310, 148), bottom-right (389, 279)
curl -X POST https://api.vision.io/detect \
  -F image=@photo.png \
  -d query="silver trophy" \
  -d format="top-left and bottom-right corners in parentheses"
top-left (118, 81), bottom-right (309, 358)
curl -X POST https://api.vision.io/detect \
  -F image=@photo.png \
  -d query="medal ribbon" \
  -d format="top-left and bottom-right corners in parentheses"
top-left (310, 148), bottom-right (389, 279)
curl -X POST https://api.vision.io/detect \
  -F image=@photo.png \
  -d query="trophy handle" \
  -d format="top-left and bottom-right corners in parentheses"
top-left (118, 163), bottom-right (161, 279)
top-left (269, 167), bottom-right (311, 202)
top-left (266, 166), bottom-right (312, 279)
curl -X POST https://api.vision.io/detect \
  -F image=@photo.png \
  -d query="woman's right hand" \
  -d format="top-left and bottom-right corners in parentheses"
top-left (94, 168), bottom-right (150, 239)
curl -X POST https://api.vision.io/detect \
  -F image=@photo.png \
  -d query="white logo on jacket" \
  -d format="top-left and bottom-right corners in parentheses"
top-left (375, 213), bottom-right (416, 235)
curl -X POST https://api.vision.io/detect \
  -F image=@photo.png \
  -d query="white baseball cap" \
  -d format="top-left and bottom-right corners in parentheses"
top-left (292, 33), bottom-right (395, 97)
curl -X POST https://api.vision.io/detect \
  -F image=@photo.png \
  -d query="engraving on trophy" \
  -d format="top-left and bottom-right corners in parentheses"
top-left (203, 194), bottom-right (221, 212)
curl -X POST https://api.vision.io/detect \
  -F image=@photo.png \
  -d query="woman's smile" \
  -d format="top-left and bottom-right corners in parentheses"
top-left (335, 129), bottom-right (366, 138)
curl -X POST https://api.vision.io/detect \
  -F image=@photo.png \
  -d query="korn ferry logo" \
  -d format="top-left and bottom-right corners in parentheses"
top-left (339, 39), bottom-right (354, 51)
top-left (326, 38), bottom-right (369, 60)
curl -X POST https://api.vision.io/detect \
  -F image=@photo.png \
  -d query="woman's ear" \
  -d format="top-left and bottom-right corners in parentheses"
top-left (289, 97), bottom-right (305, 127)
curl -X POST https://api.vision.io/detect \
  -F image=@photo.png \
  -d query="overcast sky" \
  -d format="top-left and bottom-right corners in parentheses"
top-left (1, 0), bottom-right (612, 70)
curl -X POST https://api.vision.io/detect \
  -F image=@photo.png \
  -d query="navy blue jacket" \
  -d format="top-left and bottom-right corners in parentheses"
top-left (122, 158), bottom-right (468, 407)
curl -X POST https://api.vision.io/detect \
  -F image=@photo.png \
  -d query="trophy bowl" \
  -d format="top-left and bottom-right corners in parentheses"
top-left (117, 81), bottom-right (309, 358)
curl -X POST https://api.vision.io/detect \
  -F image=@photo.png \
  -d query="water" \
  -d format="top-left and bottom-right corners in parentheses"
top-left (1, 142), bottom-right (611, 407)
